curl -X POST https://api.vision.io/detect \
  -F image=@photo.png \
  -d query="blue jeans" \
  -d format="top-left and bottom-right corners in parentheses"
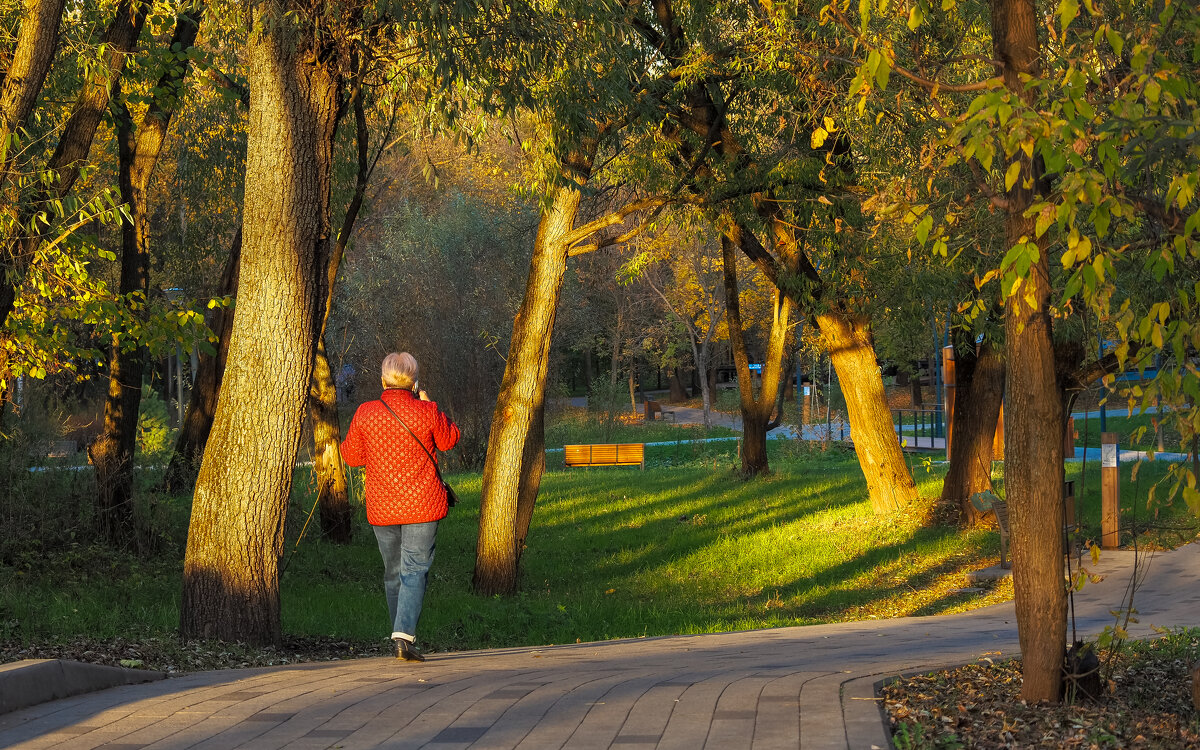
top-left (372, 521), bottom-right (438, 641)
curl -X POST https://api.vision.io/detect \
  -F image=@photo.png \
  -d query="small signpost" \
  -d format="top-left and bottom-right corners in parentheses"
top-left (1101, 432), bottom-right (1120, 548)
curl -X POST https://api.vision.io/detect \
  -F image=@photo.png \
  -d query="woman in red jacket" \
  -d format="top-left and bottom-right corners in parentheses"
top-left (338, 352), bottom-right (460, 661)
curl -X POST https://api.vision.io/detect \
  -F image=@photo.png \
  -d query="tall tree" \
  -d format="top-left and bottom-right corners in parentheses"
top-left (90, 8), bottom-right (204, 541)
top-left (721, 232), bottom-right (791, 476)
top-left (0, 0), bottom-right (67, 164)
top-left (990, 0), bottom-right (1065, 703)
top-left (308, 47), bottom-right (378, 544)
top-left (474, 147), bottom-right (594, 596)
top-left (162, 230), bottom-right (239, 493)
top-left (180, 1), bottom-right (342, 643)
top-left (940, 335), bottom-right (1005, 525)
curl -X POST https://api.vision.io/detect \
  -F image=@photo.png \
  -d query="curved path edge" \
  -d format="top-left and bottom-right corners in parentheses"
top-left (1, 544), bottom-right (1196, 749)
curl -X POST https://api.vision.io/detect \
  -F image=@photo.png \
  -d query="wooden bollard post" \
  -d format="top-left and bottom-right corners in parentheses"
top-left (1101, 432), bottom-right (1120, 549)
top-left (942, 345), bottom-right (955, 461)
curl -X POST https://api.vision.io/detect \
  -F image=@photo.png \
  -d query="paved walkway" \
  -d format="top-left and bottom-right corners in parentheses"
top-left (3, 543), bottom-right (1197, 749)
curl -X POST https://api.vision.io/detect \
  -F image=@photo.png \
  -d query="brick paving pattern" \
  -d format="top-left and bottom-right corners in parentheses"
top-left (2, 544), bottom-right (1197, 749)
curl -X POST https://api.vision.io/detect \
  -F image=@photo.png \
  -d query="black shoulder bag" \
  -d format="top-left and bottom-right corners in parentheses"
top-left (380, 400), bottom-right (459, 508)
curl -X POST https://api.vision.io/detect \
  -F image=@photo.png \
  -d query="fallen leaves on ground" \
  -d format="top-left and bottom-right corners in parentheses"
top-left (884, 635), bottom-right (1200, 749)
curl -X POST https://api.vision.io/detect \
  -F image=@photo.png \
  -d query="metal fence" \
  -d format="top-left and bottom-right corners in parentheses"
top-left (891, 408), bottom-right (944, 450)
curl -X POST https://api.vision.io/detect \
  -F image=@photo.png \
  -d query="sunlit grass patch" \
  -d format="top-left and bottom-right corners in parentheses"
top-left (3, 440), bottom-right (1018, 660)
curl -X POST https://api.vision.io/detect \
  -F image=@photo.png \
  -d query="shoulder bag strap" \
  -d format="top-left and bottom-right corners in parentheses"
top-left (379, 398), bottom-right (445, 481)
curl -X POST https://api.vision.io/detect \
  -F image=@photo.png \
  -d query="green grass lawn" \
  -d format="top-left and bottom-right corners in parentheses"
top-left (1, 437), bottom-right (1009, 656)
top-left (1073, 411), bottom-right (1189, 453)
top-left (5, 422), bottom-right (1195, 660)
top-left (543, 405), bottom-right (736, 448)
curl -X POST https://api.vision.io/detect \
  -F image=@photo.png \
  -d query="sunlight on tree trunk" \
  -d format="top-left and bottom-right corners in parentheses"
top-left (475, 174), bottom-right (587, 596)
top-left (721, 235), bottom-right (791, 477)
top-left (180, 8), bottom-right (339, 644)
top-left (992, 0), bottom-right (1066, 703)
top-left (817, 312), bottom-right (918, 513)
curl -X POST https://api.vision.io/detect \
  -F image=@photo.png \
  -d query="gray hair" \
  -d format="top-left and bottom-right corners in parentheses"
top-left (381, 352), bottom-right (418, 390)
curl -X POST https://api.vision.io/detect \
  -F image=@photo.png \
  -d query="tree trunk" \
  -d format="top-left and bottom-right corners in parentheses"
top-left (582, 348), bottom-right (593, 396)
top-left (940, 340), bottom-right (1005, 525)
top-left (163, 230), bottom-right (240, 493)
top-left (627, 368), bottom-right (637, 414)
top-left (817, 312), bottom-right (918, 513)
top-left (1, 0), bottom-right (148, 325)
top-left (0, 0), bottom-right (67, 159)
top-left (474, 173), bottom-right (587, 596)
top-left (514, 399), bottom-right (545, 561)
top-left (993, 0), bottom-right (1066, 704)
top-left (910, 366), bottom-right (924, 408)
top-left (90, 9), bottom-right (201, 540)
top-left (180, 10), bottom-right (339, 644)
top-left (308, 50), bottom-right (374, 544)
top-left (89, 103), bottom-right (142, 542)
top-left (669, 368), bottom-right (688, 402)
top-left (721, 235), bottom-right (791, 477)
top-left (310, 342), bottom-right (350, 542)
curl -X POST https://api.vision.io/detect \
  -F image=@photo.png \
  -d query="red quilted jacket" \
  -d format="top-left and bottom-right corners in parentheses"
top-left (340, 388), bottom-right (460, 526)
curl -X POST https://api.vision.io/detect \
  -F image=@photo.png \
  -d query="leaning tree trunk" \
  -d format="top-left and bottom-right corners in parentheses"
top-left (90, 10), bottom-right (202, 539)
top-left (163, 230), bottom-right (239, 493)
top-left (993, 0), bottom-right (1066, 704)
top-left (940, 339), bottom-right (1005, 525)
top-left (180, 9), bottom-right (339, 644)
top-left (0, 0), bottom-right (147, 326)
top-left (474, 179), bottom-right (586, 596)
top-left (0, 0), bottom-right (67, 162)
top-left (817, 312), bottom-right (918, 513)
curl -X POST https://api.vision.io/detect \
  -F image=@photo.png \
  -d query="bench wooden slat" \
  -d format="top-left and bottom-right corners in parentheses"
top-left (564, 443), bottom-right (644, 469)
top-left (616, 444), bottom-right (643, 465)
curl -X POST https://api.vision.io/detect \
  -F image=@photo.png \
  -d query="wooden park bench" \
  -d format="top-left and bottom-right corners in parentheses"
top-left (644, 399), bottom-right (676, 422)
top-left (970, 490), bottom-right (1011, 569)
top-left (564, 443), bottom-right (645, 470)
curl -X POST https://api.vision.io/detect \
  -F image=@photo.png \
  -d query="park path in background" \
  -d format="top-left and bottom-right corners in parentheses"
top-left (2, 542), bottom-right (1198, 749)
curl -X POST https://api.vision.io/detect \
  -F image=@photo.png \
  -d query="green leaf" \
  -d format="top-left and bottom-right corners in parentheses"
top-left (1059, 0), bottom-right (1079, 32)
top-left (1105, 26), bottom-right (1124, 57)
top-left (915, 215), bottom-right (934, 245)
top-left (907, 4), bottom-right (923, 30)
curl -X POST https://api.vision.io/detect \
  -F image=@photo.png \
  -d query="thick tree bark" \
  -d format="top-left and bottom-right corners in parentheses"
top-left (474, 173), bottom-right (587, 596)
top-left (180, 10), bottom-right (340, 644)
top-left (720, 235), bottom-right (791, 477)
top-left (940, 339), bottom-right (1005, 525)
top-left (993, 0), bottom-right (1066, 704)
top-left (817, 312), bottom-right (919, 513)
top-left (90, 10), bottom-right (202, 540)
top-left (163, 230), bottom-right (240, 493)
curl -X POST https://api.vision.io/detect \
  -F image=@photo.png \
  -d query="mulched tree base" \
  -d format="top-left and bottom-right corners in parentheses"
top-left (883, 634), bottom-right (1200, 749)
